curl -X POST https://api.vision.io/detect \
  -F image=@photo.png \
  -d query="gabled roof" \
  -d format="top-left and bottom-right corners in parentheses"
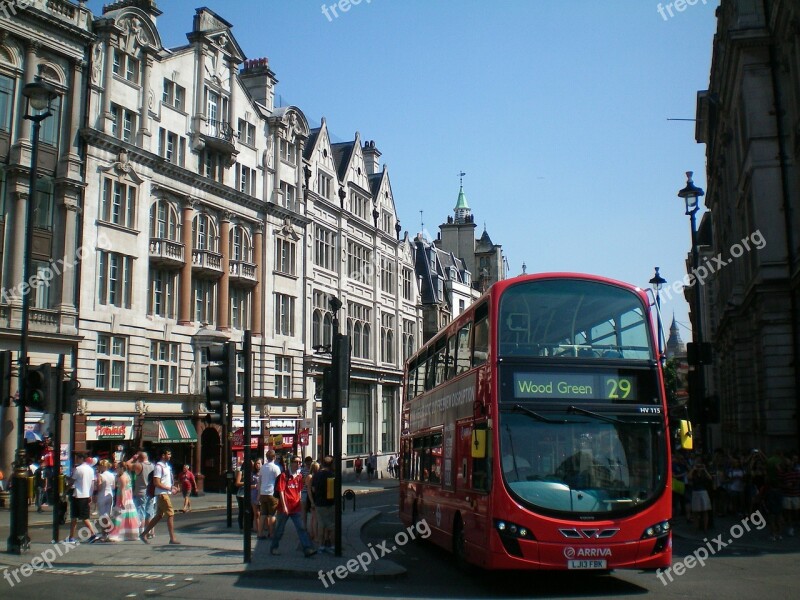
top-left (476, 227), bottom-right (497, 252)
top-left (331, 141), bottom-right (355, 182)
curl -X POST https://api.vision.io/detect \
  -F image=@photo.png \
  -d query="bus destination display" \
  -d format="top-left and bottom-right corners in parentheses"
top-left (513, 371), bottom-right (638, 401)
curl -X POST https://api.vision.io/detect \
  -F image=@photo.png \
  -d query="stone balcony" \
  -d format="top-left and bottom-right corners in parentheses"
top-left (229, 259), bottom-right (257, 286)
top-left (191, 249), bottom-right (223, 278)
top-left (149, 238), bottom-right (185, 268)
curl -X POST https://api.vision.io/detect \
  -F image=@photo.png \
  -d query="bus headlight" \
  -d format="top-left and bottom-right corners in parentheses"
top-left (641, 520), bottom-right (671, 539)
top-left (494, 519), bottom-right (534, 540)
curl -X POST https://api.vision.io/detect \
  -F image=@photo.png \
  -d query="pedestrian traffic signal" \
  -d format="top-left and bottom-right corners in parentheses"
top-left (25, 363), bottom-right (54, 413)
top-left (321, 366), bottom-right (336, 424)
top-left (205, 342), bottom-right (235, 425)
top-left (62, 378), bottom-right (80, 413)
top-left (0, 351), bottom-right (11, 408)
top-left (333, 334), bottom-right (350, 409)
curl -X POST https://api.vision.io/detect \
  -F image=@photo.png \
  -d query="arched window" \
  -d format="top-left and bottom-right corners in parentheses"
top-left (149, 199), bottom-right (180, 240)
top-left (323, 313), bottom-right (333, 346)
top-left (229, 225), bottom-right (252, 261)
top-left (192, 213), bottom-right (217, 251)
top-left (362, 323), bottom-right (371, 360)
top-left (312, 310), bottom-right (322, 348)
top-left (352, 322), bottom-right (362, 357)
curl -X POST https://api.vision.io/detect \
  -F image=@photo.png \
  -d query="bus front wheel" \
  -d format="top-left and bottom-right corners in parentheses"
top-left (453, 515), bottom-right (468, 571)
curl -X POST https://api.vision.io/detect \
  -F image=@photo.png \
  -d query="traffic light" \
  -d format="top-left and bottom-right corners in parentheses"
top-left (62, 378), bottom-right (80, 413)
top-left (333, 333), bottom-right (350, 409)
top-left (205, 342), bottom-right (235, 425)
top-left (0, 351), bottom-right (10, 407)
top-left (321, 367), bottom-right (336, 424)
top-left (25, 363), bottom-right (54, 413)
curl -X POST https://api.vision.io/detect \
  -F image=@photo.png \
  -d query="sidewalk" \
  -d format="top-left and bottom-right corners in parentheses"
top-left (0, 477), bottom-right (403, 579)
top-left (669, 510), bottom-right (800, 555)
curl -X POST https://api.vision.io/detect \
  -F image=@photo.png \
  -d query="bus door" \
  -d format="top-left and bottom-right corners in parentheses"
top-left (456, 419), bottom-right (491, 561)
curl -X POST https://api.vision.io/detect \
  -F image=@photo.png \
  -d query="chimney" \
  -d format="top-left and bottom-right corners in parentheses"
top-left (240, 57), bottom-right (277, 111)
top-left (362, 140), bottom-right (381, 175)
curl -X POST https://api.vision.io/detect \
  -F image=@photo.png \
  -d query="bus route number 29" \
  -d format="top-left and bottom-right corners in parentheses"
top-left (605, 376), bottom-right (636, 400)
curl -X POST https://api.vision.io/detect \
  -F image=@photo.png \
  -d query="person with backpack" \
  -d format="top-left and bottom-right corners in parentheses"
top-left (311, 455), bottom-right (336, 553)
top-left (125, 449), bottom-right (155, 538)
top-left (139, 448), bottom-right (180, 545)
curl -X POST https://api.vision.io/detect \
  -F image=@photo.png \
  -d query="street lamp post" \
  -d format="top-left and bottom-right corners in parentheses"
top-left (649, 267), bottom-right (667, 364)
top-left (678, 171), bottom-right (707, 453)
top-left (8, 80), bottom-right (59, 555)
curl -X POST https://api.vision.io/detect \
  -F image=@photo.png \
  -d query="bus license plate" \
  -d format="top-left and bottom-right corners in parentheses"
top-left (568, 559), bottom-right (607, 570)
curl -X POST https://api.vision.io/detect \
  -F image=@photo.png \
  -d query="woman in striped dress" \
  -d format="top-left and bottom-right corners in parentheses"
top-left (108, 462), bottom-right (140, 541)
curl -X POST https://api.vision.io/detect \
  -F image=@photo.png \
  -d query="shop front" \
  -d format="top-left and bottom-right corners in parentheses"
top-left (85, 417), bottom-right (135, 462)
top-left (141, 418), bottom-right (198, 472)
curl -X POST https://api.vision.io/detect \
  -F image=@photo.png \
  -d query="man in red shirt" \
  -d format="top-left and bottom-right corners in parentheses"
top-left (269, 456), bottom-right (316, 557)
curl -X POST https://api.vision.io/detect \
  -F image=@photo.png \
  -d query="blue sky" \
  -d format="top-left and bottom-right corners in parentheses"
top-left (86, 0), bottom-right (719, 336)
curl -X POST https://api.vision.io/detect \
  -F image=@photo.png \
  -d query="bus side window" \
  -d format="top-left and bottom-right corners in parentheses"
top-left (425, 352), bottom-right (436, 391)
top-left (415, 358), bottom-right (426, 396)
top-left (456, 322), bottom-right (472, 373)
top-left (473, 317), bottom-right (489, 367)
top-left (446, 334), bottom-right (457, 380)
top-left (407, 361), bottom-right (417, 401)
top-left (434, 339), bottom-right (447, 386)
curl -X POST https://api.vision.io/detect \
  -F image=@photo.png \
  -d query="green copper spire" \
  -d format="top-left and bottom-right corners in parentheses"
top-left (454, 185), bottom-right (469, 210)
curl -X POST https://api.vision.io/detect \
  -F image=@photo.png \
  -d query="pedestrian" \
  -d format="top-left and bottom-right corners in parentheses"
top-left (311, 455), bottom-right (336, 553)
top-left (67, 453), bottom-right (98, 543)
top-left (257, 450), bottom-right (281, 540)
top-left (689, 457), bottom-right (713, 532)
top-left (178, 464), bottom-right (197, 513)
top-left (96, 460), bottom-right (116, 526)
top-left (354, 456), bottom-right (363, 482)
top-left (367, 452), bottom-right (376, 481)
top-left (234, 461), bottom-right (246, 530)
top-left (0, 467), bottom-right (4, 492)
top-left (139, 448), bottom-right (180, 545)
top-left (269, 455), bottom-right (316, 557)
top-left (304, 460), bottom-right (319, 543)
top-left (124, 449), bottom-right (155, 538)
top-left (251, 459), bottom-right (262, 532)
top-left (107, 462), bottom-right (140, 542)
top-left (388, 454), bottom-right (397, 479)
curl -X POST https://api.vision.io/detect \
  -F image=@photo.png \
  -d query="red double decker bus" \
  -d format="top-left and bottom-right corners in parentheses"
top-left (399, 273), bottom-right (672, 571)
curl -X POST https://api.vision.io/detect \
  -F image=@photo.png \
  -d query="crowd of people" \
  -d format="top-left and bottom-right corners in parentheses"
top-left (672, 448), bottom-right (800, 540)
top-left (234, 450), bottom-right (338, 556)
top-left (53, 447), bottom-right (196, 545)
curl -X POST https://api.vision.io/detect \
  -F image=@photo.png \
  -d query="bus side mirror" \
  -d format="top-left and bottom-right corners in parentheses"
top-left (471, 429), bottom-right (487, 458)
top-left (678, 420), bottom-right (693, 450)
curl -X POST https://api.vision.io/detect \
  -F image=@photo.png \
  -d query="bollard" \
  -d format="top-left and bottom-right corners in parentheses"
top-left (342, 488), bottom-right (356, 512)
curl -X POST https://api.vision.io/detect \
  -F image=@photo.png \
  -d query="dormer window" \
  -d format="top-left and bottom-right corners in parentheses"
top-left (112, 49), bottom-right (140, 85)
top-left (162, 79), bottom-right (185, 111)
top-left (279, 138), bottom-right (296, 165)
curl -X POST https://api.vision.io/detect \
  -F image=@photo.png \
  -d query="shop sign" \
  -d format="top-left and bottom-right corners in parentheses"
top-left (299, 428), bottom-right (309, 446)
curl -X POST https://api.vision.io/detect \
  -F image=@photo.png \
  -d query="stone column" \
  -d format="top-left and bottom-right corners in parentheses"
top-left (19, 41), bottom-right (40, 141)
top-left (58, 60), bottom-right (85, 181)
top-left (102, 39), bottom-right (115, 133)
top-left (55, 195), bottom-right (80, 313)
top-left (8, 192), bottom-right (29, 306)
top-left (138, 54), bottom-right (153, 150)
top-left (252, 224), bottom-right (263, 335)
top-left (217, 214), bottom-right (231, 331)
top-left (178, 202), bottom-right (194, 325)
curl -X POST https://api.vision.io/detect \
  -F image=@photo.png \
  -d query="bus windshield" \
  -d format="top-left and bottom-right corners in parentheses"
top-left (498, 278), bottom-right (653, 360)
top-left (499, 410), bottom-right (665, 515)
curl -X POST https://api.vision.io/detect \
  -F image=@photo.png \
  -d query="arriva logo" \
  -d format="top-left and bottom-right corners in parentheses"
top-left (564, 547), bottom-right (612, 558)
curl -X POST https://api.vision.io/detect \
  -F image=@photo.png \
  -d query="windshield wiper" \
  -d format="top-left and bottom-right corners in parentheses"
top-left (566, 405), bottom-right (624, 425)
top-left (509, 404), bottom-right (566, 424)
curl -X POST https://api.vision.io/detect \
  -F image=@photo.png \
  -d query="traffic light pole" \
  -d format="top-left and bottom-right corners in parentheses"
top-left (243, 331), bottom-right (252, 563)
top-left (52, 356), bottom-right (64, 544)
top-left (8, 110), bottom-right (49, 555)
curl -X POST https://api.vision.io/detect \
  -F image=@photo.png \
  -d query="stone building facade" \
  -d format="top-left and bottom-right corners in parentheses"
top-left (695, 0), bottom-right (800, 452)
